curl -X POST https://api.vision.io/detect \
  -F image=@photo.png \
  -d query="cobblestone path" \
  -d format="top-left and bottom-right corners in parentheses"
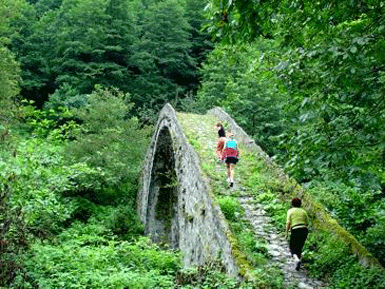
top-left (237, 195), bottom-right (325, 288)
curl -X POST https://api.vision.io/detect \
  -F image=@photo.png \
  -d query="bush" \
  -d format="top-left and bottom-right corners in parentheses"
top-left (15, 231), bottom-right (181, 288)
top-left (308, 181), bottom-right (385, 266)
top-left (217, 196), bottom-right (241, 222)
top-left (1, 87), bottom-right (152, 286)
top-left (0, 138), bottom-right (81, 235)
top-left (102, 205), bottom-right (144, 240)
top-left (65, 86), bottom-right (152, 204)
top-left (176, 261), bottom-right (239, 288)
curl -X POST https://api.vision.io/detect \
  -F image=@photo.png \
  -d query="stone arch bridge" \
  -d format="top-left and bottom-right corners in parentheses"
top-left (137, 103), bottom-right (381, 278)
top-left (137, 103), bottom-right (250, 275)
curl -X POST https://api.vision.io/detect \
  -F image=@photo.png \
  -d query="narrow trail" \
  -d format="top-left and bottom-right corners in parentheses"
top-left (237, 195), bottom-right (324, 288)
top-left (177, 112), bottom-right (325, 288)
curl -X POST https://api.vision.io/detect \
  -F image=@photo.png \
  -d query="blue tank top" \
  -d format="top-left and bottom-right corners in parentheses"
top-left (226, 139), bottom-right (237, 149)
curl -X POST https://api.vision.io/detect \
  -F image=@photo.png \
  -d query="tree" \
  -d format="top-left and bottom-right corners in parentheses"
top-left (184, 0), bottom-right (214, 89)
top-left (203, 0), bottom-right (385, 186)
top-left (198, 40), bottom-right (286, 155)
top-left (8, 0), bottom-right (139, 106)
top-left (0, 0), bottom-right (23, 138)
top-left (8, 0), bottom-right (55, 107)
top-left (131, 0), bottom-right (196, 109)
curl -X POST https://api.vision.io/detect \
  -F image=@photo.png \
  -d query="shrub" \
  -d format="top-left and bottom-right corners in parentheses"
top-left (15, 231), bottom-right (181, 288)
top-left (65, 86), bottom-right (152, 204)
top-left (102, 205), bottom-right (144, 240)
top-left (176, 261), bottom-right (239, 288)
top-left (217, 196), bottom-right (241, 222)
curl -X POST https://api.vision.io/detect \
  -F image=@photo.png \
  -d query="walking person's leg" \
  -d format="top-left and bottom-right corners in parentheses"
top-left (226, 162), bottom-right (231, 182)
top-left (230, 164), bottom-right (235, 185)
top-left (290, 228), bottom-right (308, 270)
top-left (296, 228), bottom-right (308, 259)
top-left (289, 230), bottom-right (298, 257)
top-left (215, 137), bottom-right (225, 162)
top-left (226, 158), bottom-right (237, 187)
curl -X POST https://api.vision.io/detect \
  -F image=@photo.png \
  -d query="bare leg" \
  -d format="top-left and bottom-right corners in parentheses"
top-left (229, 164), bottom-right (235, 182)
top-left (226, 163), bottom-right (231, 180)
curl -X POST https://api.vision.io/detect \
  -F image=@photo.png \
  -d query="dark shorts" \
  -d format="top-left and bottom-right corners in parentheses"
top-left (225, 157), bottom-right (238, 164)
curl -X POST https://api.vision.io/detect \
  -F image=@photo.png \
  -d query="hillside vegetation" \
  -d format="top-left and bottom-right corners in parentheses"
top-left (1, 0), bottom-right (385, 287)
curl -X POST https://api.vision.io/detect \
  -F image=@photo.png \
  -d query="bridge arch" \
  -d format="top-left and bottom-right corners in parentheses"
top-left (146, 126), bottom-right (179, 247)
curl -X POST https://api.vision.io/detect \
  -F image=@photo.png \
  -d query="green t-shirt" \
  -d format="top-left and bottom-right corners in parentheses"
top-left (287, 207), bottom-right (309, 230)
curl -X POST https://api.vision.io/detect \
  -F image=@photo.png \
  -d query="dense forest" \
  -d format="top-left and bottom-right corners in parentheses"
top-left (1, 0), bottom-right (385, 287)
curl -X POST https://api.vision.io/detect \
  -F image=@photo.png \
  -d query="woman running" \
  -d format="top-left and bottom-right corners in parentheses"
top-left (285, 197), bottom-right (310, 271)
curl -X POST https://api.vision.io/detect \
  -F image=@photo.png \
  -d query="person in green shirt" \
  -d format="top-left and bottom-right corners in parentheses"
top-left (285, 197), bottom-right (309, 271)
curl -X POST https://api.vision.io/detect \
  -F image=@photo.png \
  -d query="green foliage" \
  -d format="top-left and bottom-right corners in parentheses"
top-left (184, 0), bottom-right (214, 72)
top-left (305, 232), bottom-right (351, 279)
top-left (307, 181), bottom-right (385, 266)
top-left (203, 0), bottom-right (275, 42)
top-left (303, 231), bottom-right (385, 288)
top-left (130, 0), bottom-right (196, 112)
top-left (0, 0), bottom-right (23, 139)
top-left (133, 0), bottom-right (194, 79)
top-left (197, 40), bottom-right (286, 155)
top-left (66, 86), bottom-right (152, 203)
top-left (331, 260), bottom-right (385, 288)
top-left (6, 0), bottom-right (212, 114)
top-left (53, 0), bottom-right (136, 92)
top-left (200, 0), bottom-right (385, 268)
top-left (365, 211), bottom-right (385, 268)
top-left (20, 101), bottom-right (78, 140)
top-left (0, 134), bottom-right (91, 286)
top-left (10, 0), bottom-right (140, 106)
top-left (15, 228), bottom-right (181, 288)
top-left (217, 196), bottom-right (241, 222)
top-left (176, 259), bottom-right (284, 288)
top-left (1, 86), bottom-right (152, 287)
top-left (102, 205), bottom-right (144, 240)
top-left (250, 266), bottom-right (284, 289)
top-left (0, 182), bottom-right (29, 286)
top-left (176, 261), bottom-right (239, 288)
top-left (33, 0), bottom-right (62, 17)
top-left (0, 47), bottom-right (20, 114)
top-left (1, 138), bottom-right (75, 234)
top-left (45, 83), bottom-right (86, 109)
top-left (237, 231), bottom-right (269, 266)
